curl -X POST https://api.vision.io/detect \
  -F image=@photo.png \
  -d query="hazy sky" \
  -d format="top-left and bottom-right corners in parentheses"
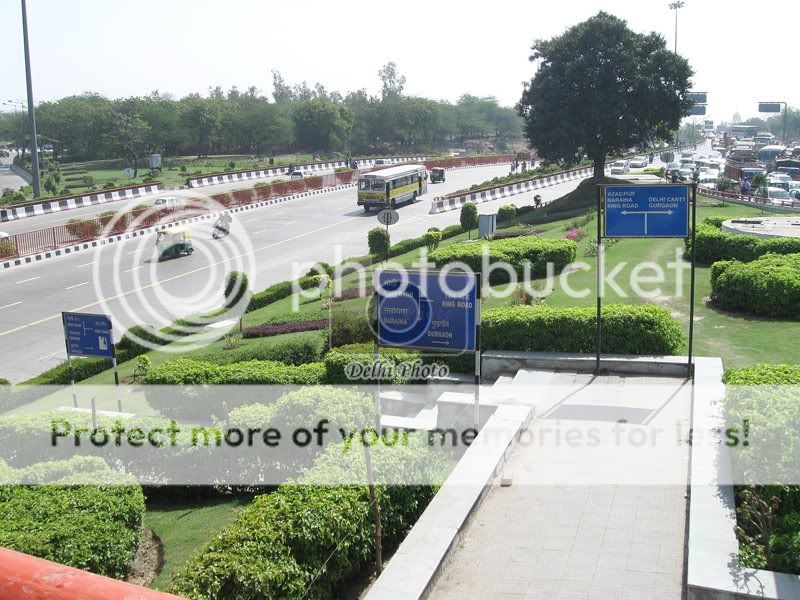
top-left (1, 0), bottom-right (796, 124)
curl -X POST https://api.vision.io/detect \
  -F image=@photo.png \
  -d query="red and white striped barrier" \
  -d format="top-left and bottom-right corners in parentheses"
top-left (187, 156), bottom-right (429, 188)
top-left (0, 183), bottom-right (165, 223)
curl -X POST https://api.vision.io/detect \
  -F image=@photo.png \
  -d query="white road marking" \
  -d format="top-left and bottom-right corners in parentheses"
top-left (16, 276), bottom-right (40, 284)
top-left (0, 215), bottom-right (361, 338)
top-left (125, 266), bottom-right (142, 273)
top-left (254, 229), bottom-right (266, 234)
top-left (77, 262), bottom-right (94, 267)
top-left (127, 250), bottom-right (138, 255)
top-left (65, 281), bottom-right (89, 290)
top-left (0, 302), bottom-right (22, 310)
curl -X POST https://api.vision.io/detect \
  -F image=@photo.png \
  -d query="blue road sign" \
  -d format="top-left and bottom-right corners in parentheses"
top-left (62, 312), bottom-right (114, 358)
top-left (604, 185), bottom-right (690, 238)
top-left (377, 270), bottom-right (477, 352)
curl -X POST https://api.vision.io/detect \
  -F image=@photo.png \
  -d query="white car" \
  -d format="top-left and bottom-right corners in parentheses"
top-left (153, 196), bottom-right (185, 209)
top-left (678, 168), bottom-right (694, 181)
top-left (766, 187), bottom-right (794, 206)
top-left (610, 161), bottom-right (630, 175)
top-left (704, 168), bottom-right (720, 179)
top-left (0, 231), bottom-right (8, 240)
top-left (768, 172), bottom-right (792, 183)
top-left (629, 157), bottom-right (648, 169)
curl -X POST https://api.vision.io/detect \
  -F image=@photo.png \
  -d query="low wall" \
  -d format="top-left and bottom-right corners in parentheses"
top-left (0, 183), bottom-right (165, 223)
top-left (10, 163), bottom-right (33, 184)
top-left (187, 156), bottom-right (429, 188)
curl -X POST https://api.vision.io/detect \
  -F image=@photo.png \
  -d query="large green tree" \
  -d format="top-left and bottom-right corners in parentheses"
top-left (516, 12), bottom-right (693, 180)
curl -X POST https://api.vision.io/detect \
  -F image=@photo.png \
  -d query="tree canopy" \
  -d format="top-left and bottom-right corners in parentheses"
top-left (516, 12), bottom-right (693, 180)
top-left (0, 63), bottom-right (522, 162)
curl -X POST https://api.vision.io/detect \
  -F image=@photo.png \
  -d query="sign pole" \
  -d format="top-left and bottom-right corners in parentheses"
top-left (687, 183), bottom-right (697, 378)
top-left (595, 185), bottom-right (603, 374)
top-left (474, 275), bottom-right (482, 429)
top-left (372, 287), bottom-right (381, 432)
top-left (67, 354), bottom-right (78, 408)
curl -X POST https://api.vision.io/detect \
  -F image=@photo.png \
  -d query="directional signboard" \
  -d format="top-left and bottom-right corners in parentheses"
top-left (759, 102), bottom-right (782, 113)
top-left (686, 92), bottom-right (707, 104)
top-left (604, 185), bottom-right (689, 238)
top-left (62, 312), bottom-right (114, 358)
top-left (687, 105), bottom-right (707, 116)
top-left (377, 270), bottom-right (477, 351)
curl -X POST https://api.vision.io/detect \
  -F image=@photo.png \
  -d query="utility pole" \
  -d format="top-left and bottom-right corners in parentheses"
top-left (669, 2), bottom-right (685, 54)
top-left (21, 0), bottom-right (41, 197)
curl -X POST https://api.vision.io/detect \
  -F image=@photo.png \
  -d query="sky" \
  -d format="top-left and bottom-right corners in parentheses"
top-left (0, 0), bottom-right (797, 124)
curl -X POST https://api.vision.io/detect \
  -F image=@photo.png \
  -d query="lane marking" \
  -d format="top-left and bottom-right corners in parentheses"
top-left (77, 262), bottom-right (94, 268)
top-left (125, 266), bottom-right (143, 273)
top-left (65, 281), bottom-right (89, 290)
top-left (127, 250), bottom-right (138, 255)
top-left (16, 276), bottom-right (40, 284)
top-left (254, 229), bottom-right (266, 234)
top-left (0, 302), bottom-right (22, 310)
top-left (0, 215), bottom-right (360, 338)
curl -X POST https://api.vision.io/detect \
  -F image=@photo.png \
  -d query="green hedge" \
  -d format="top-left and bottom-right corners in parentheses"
top-left (193, 334), bottom-right (325, 366)
top-left (169, 434), bottom-right (450, 599)
top-left (429, 237), bottom-right (576, 284)
top-left (688, 223), bottom-right (800, 264)
top-left (710, 254), bottom-right (800, 318)
top-left (482, 304), bottom-right (685, 355)
top-left (0, 457), bottom-right (145, 579)
top-left (143, 359), bottom-right (325, 420)
top-left (247, 275), bottom-right (325, 312)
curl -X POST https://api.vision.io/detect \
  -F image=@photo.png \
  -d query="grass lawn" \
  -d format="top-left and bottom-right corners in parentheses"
top-left (144, 494), bottom-right (252, 591)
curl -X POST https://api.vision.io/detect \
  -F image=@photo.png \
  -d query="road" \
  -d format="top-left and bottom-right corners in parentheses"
top-left (0, 151), bottom-right (28, 195)
top-left (0, 142), bottom-right (697, 383)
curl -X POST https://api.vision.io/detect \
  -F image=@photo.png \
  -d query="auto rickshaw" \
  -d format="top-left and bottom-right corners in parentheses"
top-left (430, 167), bottom-right (446, 183)
top-left (156, 227), bottom-right (193, 260)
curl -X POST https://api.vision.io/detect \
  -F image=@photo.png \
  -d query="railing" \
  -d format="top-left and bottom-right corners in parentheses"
top-left (699, 186), bottom-right (800, 209)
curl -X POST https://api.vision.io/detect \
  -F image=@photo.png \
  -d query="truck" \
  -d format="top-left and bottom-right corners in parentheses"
top-left (724, 148), bottom-right (766, 181)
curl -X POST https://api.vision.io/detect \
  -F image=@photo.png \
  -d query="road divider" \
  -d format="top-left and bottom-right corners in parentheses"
top-left (0, 182), bottom-right (165, 223)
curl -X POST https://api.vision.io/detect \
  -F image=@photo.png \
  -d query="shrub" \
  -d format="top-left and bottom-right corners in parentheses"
top-left (0, 458), bottom-right (145, 579)
top-left (169, 434), bottom-right (448, 599)
top-left (0, 240), bottom-right (17, 259)
top-left (429, 237), bottom-right (577, 284)
top-left (223, 271), bottom-right (249, 309)
top-left (688, 223), bottom-right (800, 264)
top-left (196, 335), bottom-right (324, 366)
top-left (81, 175), bottom-right (96, 188)
top-left (482, 304), bottom-right (685, 355)
top-left (242, 319), bottom-right (328, 339)
top-left (460, 202), bottom-right (479, 238)
top-left (330, 308), bottom-right (372, 347)
top-left (710, 254), bottom-right (800, 318)
top-left (247, 275), bottom-right (324, 312)
top-left (65, 217), bottom-right (101, 240)
top-left (22, 357), bottom-right (111, 385)
top-left (103, 181), bottom-right (117, 190)
top-left (423, 228), bottom-right (442, 252)
top-left (368, 227), bottom-right (391, 259)
top-left (498, 204), bottom-right (518, 223)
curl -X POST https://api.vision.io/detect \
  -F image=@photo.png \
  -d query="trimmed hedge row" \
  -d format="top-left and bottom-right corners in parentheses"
top-left (429, 237), bottom-right (577, 284)
top-left (193, 334), bottom-right (325, 367)
top-left (482, 304), bottom-right (685, 355)
top-left (247, 275), bottom-right (325, 312)
top-left (688, 222), bottom-right (800, 264)
top-left (711, 253), bottom-right (800, 318)
top-left (169, 433), bottom-right (450, 599)
top-left (243, 319), bottom-right (328, 339)
top-left (0, 457), bottom-right (145, 579)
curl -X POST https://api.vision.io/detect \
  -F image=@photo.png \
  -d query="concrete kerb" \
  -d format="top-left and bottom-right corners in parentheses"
top-left (0, 183), bottom-right (356, 271)
top-left (365, 404), bottom-right (532, 600)
top-left (687, 356), bottom-right (800, 600)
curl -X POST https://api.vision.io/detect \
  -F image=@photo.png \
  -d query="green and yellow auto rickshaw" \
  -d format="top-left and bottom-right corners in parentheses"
top-left (156, 227), bottom-right (193, 260)
top-left (430, 167), bottom-right (446, 183)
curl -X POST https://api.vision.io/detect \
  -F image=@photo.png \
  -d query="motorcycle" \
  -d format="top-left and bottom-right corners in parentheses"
top-left (212, 220), bottom-right (231, 240)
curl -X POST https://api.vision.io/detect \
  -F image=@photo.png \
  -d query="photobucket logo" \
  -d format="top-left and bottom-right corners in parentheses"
top-left (344, 359), bottom-right (450, 381)
top-left (92, 193), bottom-right (257, 352)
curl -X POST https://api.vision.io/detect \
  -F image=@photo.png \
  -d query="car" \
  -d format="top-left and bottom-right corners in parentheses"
top-left (697, 166), bottom-right (709, 175)
top-left (704, 168), bottom-right (720, 179)
top-left (678, 168), bottom-right (694, 182)
top-left (610, 161), bottom-right (629, 175)
top-left (768, 171), bottom-right (792, 183)
top-left (153, 196), bottom-right (186, 209)
top-left (629, 157), bottom-right (648, 169)
top-left (699, 179), bottom-right (719, 190)
top-left (290, 171), bottom-right (305, 179)
top-left (681, 163), bottom-right (697, 172)
top-left (0, 231), bottom-right (8, 240)
top-left (765, 187), bottom-right (794, 206)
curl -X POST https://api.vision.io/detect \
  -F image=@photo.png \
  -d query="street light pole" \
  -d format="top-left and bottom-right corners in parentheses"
top-left (669, 2), bottom-right (685, 54)
top-left (20, 0), bottom-right (41, 197)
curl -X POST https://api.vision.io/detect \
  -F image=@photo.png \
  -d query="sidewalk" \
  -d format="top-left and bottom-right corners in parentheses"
top-left (429, 370), bottom-right (692, 600)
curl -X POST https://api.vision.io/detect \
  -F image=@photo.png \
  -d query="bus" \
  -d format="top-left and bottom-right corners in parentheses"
top-left (731, 125), bottom-right (758, 140)
top-left (357, 164), bottom-right (428, 212)
top-left (757, 145), bottom-right (786, 171)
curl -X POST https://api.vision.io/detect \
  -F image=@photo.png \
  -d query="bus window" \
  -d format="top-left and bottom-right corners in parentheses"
top-left (358, 179), bottom-right (370, 191)
top-left (371, 180), bottom-right (385, 191)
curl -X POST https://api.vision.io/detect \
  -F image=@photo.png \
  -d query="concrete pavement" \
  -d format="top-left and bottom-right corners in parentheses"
top-left (0, 151), bottom-right (27, 196)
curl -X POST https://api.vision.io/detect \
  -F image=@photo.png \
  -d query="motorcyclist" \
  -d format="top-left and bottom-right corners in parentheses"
top-left (534, 195), bottom-right (542, 208)
top-left (214, 212), bottom-right (233, 235)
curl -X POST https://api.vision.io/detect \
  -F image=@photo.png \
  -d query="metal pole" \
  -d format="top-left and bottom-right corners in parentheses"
top-left (90, 397), bottom-right (98, 430)
top-left (595, 185), bottom-right (603, 374)
top-left (67, 354), bottom-right (77, 408)
top-left (363, 440), bottom-right (382, 575)
top-left (474, 276), bottom-right (481, 429)
top-left (674, 7), bottom-right (678, 53)
top-left (20, 0), bottom-right (41, 197)
top-left (687, 184), bottom-right (697, 378)
top-left (783, 102), bottom-right (788, 146)
top-left (372, 288), bottom-right (381, 432)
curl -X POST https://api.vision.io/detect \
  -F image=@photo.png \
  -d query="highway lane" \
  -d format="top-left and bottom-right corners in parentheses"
top-left (0, 144), bottom-right (702, 383)
top-left (0, 151), bottom-right (27, 195)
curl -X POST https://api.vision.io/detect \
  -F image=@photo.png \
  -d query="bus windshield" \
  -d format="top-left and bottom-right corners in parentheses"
top-left (371, 180), bottom-right (385, 191)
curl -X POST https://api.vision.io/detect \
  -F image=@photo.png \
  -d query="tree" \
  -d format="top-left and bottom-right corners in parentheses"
top-left (292, 98), bottom-right (353, 152)
top-left (378, 62), bottom-right (406, 99)
top-left (178, 94), bottom-right (220, 157)
top-left (460, 203), bottom-right (479, 239)
top-left (105, 98), bottom-right (151, 176)
top-left (516, 12), bottom-right (693, 181)
top-left (271, 71), bottom-right (295, 104)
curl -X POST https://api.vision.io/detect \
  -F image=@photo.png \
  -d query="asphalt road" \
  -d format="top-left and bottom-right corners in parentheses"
top-left (0, 151), bottom-right (28, 195)
top-left (0, 142), bottom-right (700, 383)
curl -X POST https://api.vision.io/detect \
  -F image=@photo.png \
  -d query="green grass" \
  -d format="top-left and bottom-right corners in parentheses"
top-left (144, 495), bottom-right (252, 590)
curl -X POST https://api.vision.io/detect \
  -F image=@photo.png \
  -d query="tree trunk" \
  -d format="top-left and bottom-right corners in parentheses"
top-left (593, 154), bottom-right (605, 183)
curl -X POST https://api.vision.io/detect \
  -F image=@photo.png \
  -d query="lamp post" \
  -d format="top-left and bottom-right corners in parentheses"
top-left (669, 1), bottom-right (685, 54)
top-left (758, 101), bottom-right (788, 145)
top-left (20, 0), bottom-right (41, 197)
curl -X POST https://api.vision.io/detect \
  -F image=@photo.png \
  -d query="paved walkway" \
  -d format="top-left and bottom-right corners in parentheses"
top-left (430, 370), bottom-right (692, 600)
